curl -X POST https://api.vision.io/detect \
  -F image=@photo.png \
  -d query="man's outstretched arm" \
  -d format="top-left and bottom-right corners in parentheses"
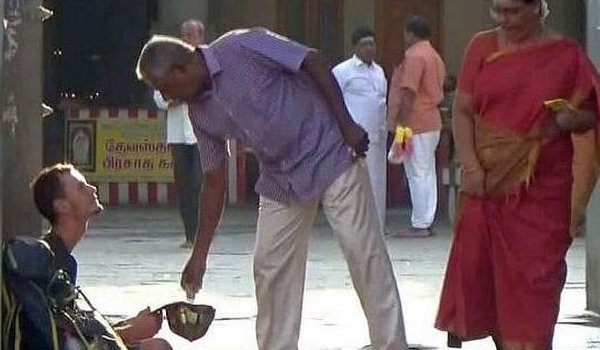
top-left (180, 164), bottom-right (227, 298)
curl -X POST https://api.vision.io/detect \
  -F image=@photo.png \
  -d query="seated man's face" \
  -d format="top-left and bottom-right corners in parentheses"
top-left (58, 169), bottom-right (104, 222)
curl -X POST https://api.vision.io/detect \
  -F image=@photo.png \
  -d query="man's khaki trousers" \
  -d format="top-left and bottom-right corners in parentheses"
top-left (254, 160), bottom-right (408, 350)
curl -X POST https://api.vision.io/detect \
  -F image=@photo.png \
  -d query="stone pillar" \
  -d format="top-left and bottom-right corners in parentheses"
top-left (1, 0), bottom-right (43, 238)
top-left (586, 0), bottom-right (600, 314)
top-left (0, 0), bottom-right (4, 340)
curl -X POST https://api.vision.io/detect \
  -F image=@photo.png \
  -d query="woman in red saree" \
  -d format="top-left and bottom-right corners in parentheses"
top-left (435, 0), bottom-right (600, 349)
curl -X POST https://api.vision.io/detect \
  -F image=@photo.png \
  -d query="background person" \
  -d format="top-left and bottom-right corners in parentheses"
top-left (387, 15), bottom-right (446, 238)
top-left (333, 26), bottom-right (388, 231)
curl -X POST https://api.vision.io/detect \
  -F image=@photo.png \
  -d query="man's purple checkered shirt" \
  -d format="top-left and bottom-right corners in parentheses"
top-left (188, 28), bottom-right (353, 204)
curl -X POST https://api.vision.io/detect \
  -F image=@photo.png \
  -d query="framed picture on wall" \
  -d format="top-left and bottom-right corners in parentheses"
top-left (66, 120), bottom-right (96, 172)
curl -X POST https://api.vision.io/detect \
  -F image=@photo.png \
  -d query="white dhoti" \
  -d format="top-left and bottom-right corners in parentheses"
top-left (403, 130), bottom-right (440, 229)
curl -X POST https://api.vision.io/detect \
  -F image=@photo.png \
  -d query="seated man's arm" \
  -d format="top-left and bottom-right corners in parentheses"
top-left (113, 308), bottom-right (162, 344)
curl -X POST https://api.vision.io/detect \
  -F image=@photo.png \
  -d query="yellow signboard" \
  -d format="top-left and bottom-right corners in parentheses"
top-left (68, 117), bottom-right (174, 182)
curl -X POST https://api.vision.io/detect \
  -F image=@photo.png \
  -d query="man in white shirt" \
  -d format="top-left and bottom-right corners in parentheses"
top-left (333, 27), bottom-right (388, 230)
top-left (153, 19), bottom-right (204, 248)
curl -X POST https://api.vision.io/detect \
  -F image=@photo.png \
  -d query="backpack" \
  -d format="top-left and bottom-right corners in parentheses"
top-left (2, 237), bottom-right (128, 350)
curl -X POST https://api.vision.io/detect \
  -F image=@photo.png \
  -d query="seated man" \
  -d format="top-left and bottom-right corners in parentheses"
top-left (3, 163), bottom-right (171, 350)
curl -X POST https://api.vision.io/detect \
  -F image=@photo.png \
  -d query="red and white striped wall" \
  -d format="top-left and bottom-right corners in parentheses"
top-left (67, 107), bottom-right (158, 121)
top-left (93, 182), bottom-right (178, 206)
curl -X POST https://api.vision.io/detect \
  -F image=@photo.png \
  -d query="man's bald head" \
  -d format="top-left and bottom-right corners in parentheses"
top-left (136, 35), bottom-right (207, 103)
top-left (181, 19), bottom-right (205, 47)
top-left (135, 35), bottom-right (195, 82)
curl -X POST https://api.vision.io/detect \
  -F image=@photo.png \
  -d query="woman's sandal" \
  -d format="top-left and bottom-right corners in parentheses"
top-left (447, 333), bottom-right (463, 348)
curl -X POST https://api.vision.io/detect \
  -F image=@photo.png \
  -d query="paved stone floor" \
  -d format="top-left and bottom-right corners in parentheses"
top-left (74, 205), bottom-right (599, 349)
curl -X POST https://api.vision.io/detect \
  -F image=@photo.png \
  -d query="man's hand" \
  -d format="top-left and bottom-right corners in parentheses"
top-left (342, 121), bottom-right (369, 157)
top-left (539, 105), bottom-right (596, 137)
top-left (117, 307), bottom-right (162, 343)
top-left (181, 253), bottom-right (207, 300)
top-left (554, 107), bottom-right (596, 134)
top-left (132, 308), bottom-right (162, 338)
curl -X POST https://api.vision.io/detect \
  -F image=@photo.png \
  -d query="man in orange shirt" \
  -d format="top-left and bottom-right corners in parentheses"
top-left (387, 15), bottom-right (446, 237)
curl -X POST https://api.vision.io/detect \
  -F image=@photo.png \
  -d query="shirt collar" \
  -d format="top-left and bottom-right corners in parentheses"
top-left (351, 54), bottom-right (373, 68)
top-left (199, 46), bottom-right (222, 77)
top-left (407, 40), bottom-right (431, 53)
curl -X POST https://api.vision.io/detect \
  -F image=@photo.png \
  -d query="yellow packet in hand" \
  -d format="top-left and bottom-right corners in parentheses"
top-left (543, 98), bottom-right (570, 112)
top-left (387, 126), bottom-right (413, 164)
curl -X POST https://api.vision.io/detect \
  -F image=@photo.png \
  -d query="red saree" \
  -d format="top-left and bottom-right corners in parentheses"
top-left (435, 29), bottom-right (600, 345)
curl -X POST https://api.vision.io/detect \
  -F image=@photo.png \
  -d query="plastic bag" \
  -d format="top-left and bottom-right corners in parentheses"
top-left (387, 126), bottom-right (413, 164)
